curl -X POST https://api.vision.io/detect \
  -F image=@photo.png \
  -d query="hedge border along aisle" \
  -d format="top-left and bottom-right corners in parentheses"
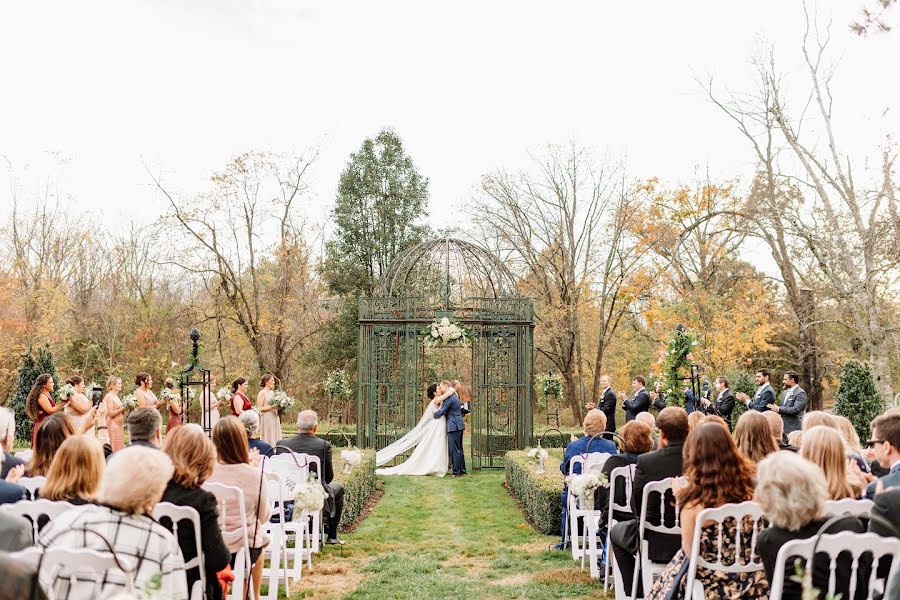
top-left (503, 450), bottom-right (564, 535)
top-left (334, 449), bottom-right (377, 529)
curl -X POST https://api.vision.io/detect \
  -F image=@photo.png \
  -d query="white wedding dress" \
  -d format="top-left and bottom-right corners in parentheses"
top-left (375, 401), bottom-right (448, 477)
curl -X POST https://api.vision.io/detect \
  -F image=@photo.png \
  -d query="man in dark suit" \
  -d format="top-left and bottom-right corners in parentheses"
top-left (126, 408), bottom-right (162, 449)
top-left (736, 368), bottom-right (775, 413)
top-left (865, 413), bottom-right (900, 499)
top-left (699, 376), bottom-right (736, 429)
top-left (434, 380), bottom-right (466, 476)
top-left (609, 406), bottom-right (689, 595)
top-left (767, 371), bottom-right (807, 441)
top-left (868, 487), bottom-right (900, 583)
top-left (597, 375), bottom-right (617, 434)
top-left (623, 376), bottom-right (650, 422)
top-left (0, 408), bottom-right (25, 479)
top-left (277, 410), bottom-right (345, 543)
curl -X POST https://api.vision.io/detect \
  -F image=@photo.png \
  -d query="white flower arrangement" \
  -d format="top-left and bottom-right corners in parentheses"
top-left (121, 394), bottom-right (139, 412)
top-left (422, 316), bottom-right (471, 348)
top-left (216, 387), bottom-right (232, 402)
top-left (564, 471), bottom-right (609, 508)
top-left (341, 448), bottom-right (362, 473)
top-left (182, 385), bottom-right (196, 401)
top-left (291, 474), bottom-right (327, 515)
top-left (160, 388), bottom-right (180, 402)
top-left (526, 447), bottom-right (549, 462)
top-left (270, 389), bottom-right (295, 414)
top-left (56, 383), bottom-right (77, 402)
top-left (324, 369), bottom-right (352, 398)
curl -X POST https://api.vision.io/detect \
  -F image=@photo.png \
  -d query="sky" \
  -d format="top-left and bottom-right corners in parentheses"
top-left (1, 0), bottom-right (898, 275)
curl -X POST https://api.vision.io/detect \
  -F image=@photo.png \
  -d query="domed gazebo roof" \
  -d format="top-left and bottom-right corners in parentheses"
top-left (380, 238), bottom-right (520, 309)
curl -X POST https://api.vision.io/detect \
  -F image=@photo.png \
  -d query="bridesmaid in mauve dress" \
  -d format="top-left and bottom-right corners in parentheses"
top-left (26, 374), bottom-right (66, 448)
top-left (256, 374), bottom-right (282, 447)
top-left (163, 378), bottom-right (183, 434)
top-left (103, 376), bottom-right (126, 451)
top-left (202, 375), bottom-right (222, 432)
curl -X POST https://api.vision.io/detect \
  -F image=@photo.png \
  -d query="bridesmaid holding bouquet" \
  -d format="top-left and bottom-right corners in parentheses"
top-left (257, 374), bottom-right (282, 446)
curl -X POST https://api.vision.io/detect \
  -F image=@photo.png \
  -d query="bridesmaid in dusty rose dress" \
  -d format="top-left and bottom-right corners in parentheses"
top-left (256, 374), bottom-right (282, 446)
top-left (163, 378), bottom-right (183, 434)
top-left (102, 376), bottom-right (126, 451)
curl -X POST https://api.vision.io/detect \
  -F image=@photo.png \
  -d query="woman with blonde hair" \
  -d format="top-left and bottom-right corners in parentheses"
top-left (256, 374), bottom-right (282, 446)
top-left (734, 410), bottom-right (778, 463)
top-left (800, 426), bottom-right (865, 500)
top-left (802, 410), bottom-right (839, 431)
top-left (103, 376), bottom-right (126, 451)
top-left (688, 410), bottom-right (705, 432)
top-left (162, 424), bottom-right (230, 600)
top-left (42, 435), bottom-right (104, 504)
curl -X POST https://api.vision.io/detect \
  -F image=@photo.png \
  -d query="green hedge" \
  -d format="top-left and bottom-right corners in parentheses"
top-left (333, 448), bottom-right (376, 530)
top-left (320, 431), bottom-right (358, 449)
top-left (504, 450), bottom-right (564, 535)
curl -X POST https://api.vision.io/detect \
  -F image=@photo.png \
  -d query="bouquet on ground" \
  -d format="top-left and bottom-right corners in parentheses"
top-left (270, 389), bottom-right (295, 415)
top-left (564, 471), bottom-right (609, 508)
top-left (341, 447), bottom-right (362, 473)
top-left (422, 316), bottom-right (471, 348)
top-left (56, 383), bottom-right (77, 403)
top-left (121, 394), bottom-right (139, 413)
top-left (291, 473), bottom-right (327, 517)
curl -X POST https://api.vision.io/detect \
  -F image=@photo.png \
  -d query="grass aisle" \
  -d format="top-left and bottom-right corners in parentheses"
top-left (291, 470), bottom-right (608, 599)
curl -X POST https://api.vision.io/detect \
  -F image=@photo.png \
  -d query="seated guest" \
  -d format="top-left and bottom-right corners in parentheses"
top-left (646, 423), bottom-right (767, 599)
top-left (0, 408), bottom-right (25, 479)
top-left (635, 412), bottom-right (658, 449)
top-left (787, 430), bottom-right (803, 448)
top-left (762, 410), bottom-right (796, 451)
top-left (208, 417), bottom-right (271, 600)
top-left (802, 410), bottom-right (838, 431)
top-left (555, 409), bottom-right (617, 549)
top-left (610, 407), bottom-right (689, 596)
top-left (687, 410), bottom-right (704, 433)
top-left (596, 421), bottom-right (653, 533)
top-left (833, 415), bottom-right (870, 473)
top-left (41, 435), bottom-right (103, 505)
top-left (161, 424), bottom-right (230, 600)
top-left (802, 426), bottom-right (865, 500)
top-left (127, 407), bottom-right (163, 449)
top-left (865, 412), bottom-right (900, 498)
top-left (700, 414), bottom-right (730, 432)
top-left (239, 409), bottom-right (273, 455)
top-left (869, 487), bottom-right (900, 585)
top-left (277, 410), bottom-right (345, 545)
top-left (0, 512), bottom-right (30, 552)
top-left (756, 451), bottom-right (867, 600)
top-left (37, 446), bottom-right (188, 599)
top-left (25, 413), bottom-right (74, 477)
top-left (734, 410), bottom-right (777, 463)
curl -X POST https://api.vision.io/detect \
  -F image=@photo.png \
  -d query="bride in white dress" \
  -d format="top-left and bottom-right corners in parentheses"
top-left (376, 384), bottom-right (456, 477)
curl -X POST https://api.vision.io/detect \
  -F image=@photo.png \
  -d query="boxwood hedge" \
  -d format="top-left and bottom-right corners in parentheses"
top-left (333, 448), bottom-right (376, 530)
top-left (504, 449), bottom-right (565, 535)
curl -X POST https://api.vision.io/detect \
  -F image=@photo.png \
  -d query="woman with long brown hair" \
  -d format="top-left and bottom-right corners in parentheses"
top-left (25, 413), bottom-right (75, 477)
top-left (256, 374), bottom-right (281, 446)
top-left (646, 423), bottom-right (767, 599)
top-left (230, 377), bottom-right (251, 417)
top-left (42, 435), bottom-right (104, 504)
top-left (734, 410), bottom-right (778, 463)
top-left (26, 373), bottom-right (66, 448)
top-left (801, 426), bottom-right (866, 500)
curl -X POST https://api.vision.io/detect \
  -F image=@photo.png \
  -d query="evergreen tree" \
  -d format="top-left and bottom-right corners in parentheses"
top-left (729, 372), bottom-right (756, 430)
top-left (320, 128), bottom-right (429, 365)
top-left (833, 361), bottom-right (884, 444)
top-left (9, 346), bottom-right (60, 444)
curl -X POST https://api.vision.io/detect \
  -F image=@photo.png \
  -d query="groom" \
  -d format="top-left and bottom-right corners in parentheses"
top-left (433, 380), bottom-right (466, 476)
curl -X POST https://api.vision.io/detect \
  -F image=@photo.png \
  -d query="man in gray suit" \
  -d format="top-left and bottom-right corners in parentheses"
top-left (766, 371), bottom-right (807, 441)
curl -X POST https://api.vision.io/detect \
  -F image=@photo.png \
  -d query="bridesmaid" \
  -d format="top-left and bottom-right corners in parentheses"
top-left (65, 376), bottom-right (94, 437)
top-left (135, 372), bottom-right (165, 412)
top-left (164, 378), bottom-right (183, 434)
top-left (103, 376), bottom-right (126, 451)
top-left (202, 374), bottom-right (222, 432)
top-left (256, 374), bottom-right (282, 446)
top-left (26, 374), bottom-right (66, 448)
top-left (230, 377), bottom-right (251, 416)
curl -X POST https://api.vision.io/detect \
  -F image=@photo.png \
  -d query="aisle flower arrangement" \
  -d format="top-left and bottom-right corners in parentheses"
top-left (564, 471), bottom-right (608, 508)
top-left (526, 446), bottom-right (549, 473)
top-left (341, 447), bottom-right (362, 473)
top-left (291, 474), bottom-right (327, 516)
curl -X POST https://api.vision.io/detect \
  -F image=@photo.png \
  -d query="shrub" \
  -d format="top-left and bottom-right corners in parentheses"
top-left (504, 450), bottom-right (564, 535)
top-left (320, 431), bottom-right (358, 449)
top-left (334, 448), bottom-right (376, 530)
top-left (9, 346), bottom-right (60, 445)
top-left (833, 361), bottom-right (884, 444)
top-left (729, 371), bottom-right (756, 430)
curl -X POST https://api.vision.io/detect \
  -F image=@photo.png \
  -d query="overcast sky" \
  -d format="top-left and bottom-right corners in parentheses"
top-left (1, 0), bottom-right (898, 272)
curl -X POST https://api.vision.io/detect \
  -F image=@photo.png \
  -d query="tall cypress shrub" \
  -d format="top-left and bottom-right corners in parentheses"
top-left (9, 346), bottom-right (60, 444)
top-left (833, 361), bottom-right (883, 444)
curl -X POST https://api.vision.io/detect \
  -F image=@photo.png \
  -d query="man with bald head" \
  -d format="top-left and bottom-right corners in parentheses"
top-left (762, 409), bottom-right (796, 452)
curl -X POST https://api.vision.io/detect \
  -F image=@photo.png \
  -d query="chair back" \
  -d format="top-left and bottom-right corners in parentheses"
top-left (769, 531), bottom-right (900, 600)
top-left (11, 545), bottom-right (136, 599)
top-left (153, 502), bottom-right (205, 596)
top-left (0, 499), bottom-right (76, 542)
top-left (568, 452), bottom-right (611, 477)
top-left (18, 476), bottom-right (46, 500)
top-left (683, 501), bottom-right (766, 596)
top-left (638, 477), bottom-right (681, 537)
top-left (202, 482), bottom-right (251, 600)
top-left (607, 464), bottom-right (636, 522)
top-left (266, 452), bottom-right (311, 489)
top-left (824, 498), bottom-right (874, 518)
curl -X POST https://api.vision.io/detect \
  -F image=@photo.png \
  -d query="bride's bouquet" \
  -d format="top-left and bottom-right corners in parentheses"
top-left (291, 474), bottom-right (327, 517)
top-left (270, 390), bottom-right (295, 415)
top-left (564, 471), bottom-right (608, 509)
top-left (121, 394), bottom-right (139, 413)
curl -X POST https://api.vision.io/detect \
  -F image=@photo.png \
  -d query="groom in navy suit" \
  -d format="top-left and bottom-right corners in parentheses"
top-left (434, 380), bottom-right (466, 476)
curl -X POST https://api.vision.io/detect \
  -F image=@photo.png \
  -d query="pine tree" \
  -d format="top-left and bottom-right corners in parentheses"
top-left (9, 346), bottom-right (60, 444)
top-left (833, 361), bottom-right (884, 444)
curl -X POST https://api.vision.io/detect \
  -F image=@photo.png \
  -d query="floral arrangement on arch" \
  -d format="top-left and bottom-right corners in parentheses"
top-left (422, 316), bottom-right (471, 348)
top-left (659, 325), bottom-right (700, 408)
top-left (536, 372), bottom-right (563, 401)
top-left (324, 369), bottom-right (352, 398)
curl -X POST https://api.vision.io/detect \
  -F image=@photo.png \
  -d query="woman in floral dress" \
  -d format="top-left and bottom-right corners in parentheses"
top-left (256, 374), bottom-right (282, 446)
top-left (646, 423), bottom-right (768, 600)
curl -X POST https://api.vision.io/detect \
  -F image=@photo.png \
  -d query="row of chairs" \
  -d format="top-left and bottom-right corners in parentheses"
top-left (564, 453), bottom-right (900, 600)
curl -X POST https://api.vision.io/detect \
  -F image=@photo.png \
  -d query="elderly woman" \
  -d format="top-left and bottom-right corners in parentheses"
top-left (756, 451), bottom-right (867, 600)
top-left (162, 424), bottom-right (231, 600)
top-left (37, 446), bottom-right (188, 599)
top-left (239, 409), bottom-right (273, 455)
top-left (554, 409), bottom-right (618, 550)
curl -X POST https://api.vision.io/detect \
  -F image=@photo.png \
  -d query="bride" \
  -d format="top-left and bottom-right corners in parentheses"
top-left (375, 382), bottom-right (456, 477)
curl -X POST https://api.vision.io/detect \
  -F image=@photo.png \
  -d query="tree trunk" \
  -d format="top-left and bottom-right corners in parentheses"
top-left (870, 339), bottom-right (894, 408)
top-left (797, 288), bottom-right (823, 410)
top-left (563, 372), bottom-right (582, 425)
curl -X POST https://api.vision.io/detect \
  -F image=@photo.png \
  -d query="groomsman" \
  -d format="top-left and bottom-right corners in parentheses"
top-left (623, 376), bottom-right (650, 422)
top-left (767, 371), bottom-right (807, 439)
top-left (597, 375), bottom-right (617, 433)
top-left (700, 376), bottom-right (736, 429)
top-left (735, 368), bottom-right (775, 413)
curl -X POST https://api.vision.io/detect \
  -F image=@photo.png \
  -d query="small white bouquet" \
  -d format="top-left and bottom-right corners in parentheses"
top-left (564, 472), bottom-right (609, 509)
top-left (121, 394), bottom-right (139, 412)
top-left (270, 389), bottom-right (295, 414)
top-left (341, 448), bottom-right (362, 473)
top-left (216, 387), bottom-right (232, 402)
top-left (291, 474), bottom-right (327, 517)
top-left (182, 385), bottom-right (196, 401)
top-left (160, 388), bottom-right (180, 402)
top-left (56, 383), bottom-right (77, 402)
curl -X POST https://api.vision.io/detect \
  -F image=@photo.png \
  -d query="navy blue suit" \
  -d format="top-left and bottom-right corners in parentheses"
top-left (434, 392), bottom-right (466, 475)
top-left (749, 383), bottom-right (775, 412)
top-left (559, 435), bottom-right (618, 544)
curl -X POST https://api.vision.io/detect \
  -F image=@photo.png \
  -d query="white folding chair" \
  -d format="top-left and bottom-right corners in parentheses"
top-left (565, 452), bottom-right (612, 561)
top-left (202, 482), bottom-right (251, 600)
top-left (11, 546), bottom-right (136, 599)
top-left (598, 464), bottom-right (636, 585)
top-left (18, 475), bottom-right (46, 500)
top-left (683, 501), bottom-right (766, 599)
top-left (269, 451), bottom-right (325, 553)
top-left (769, 531), bottom-right (900, 600)
top-left (153, 502), bottom-right (205, 600)
top-left (824, 498), bottom-right (875, 518)
top-left (632, 477), bottom-right (681, 599)
top-left (0, 499), bottom-right (77, 543)
top-left (261, 471), bottom-right (289, 598)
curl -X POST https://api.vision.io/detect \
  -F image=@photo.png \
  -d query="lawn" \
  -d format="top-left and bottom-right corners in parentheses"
top-left (289, 470), bottom-right (609, 600)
